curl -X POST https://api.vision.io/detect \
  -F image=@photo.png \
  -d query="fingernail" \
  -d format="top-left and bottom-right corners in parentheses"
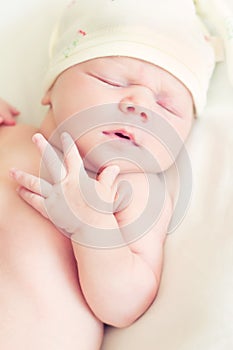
top-left (9, 168), bottom-right (22, 180)
top-left (32, 134), bottom-right (37, 143)
top-left (61, 132), bottom-right (73, 148)
top-left (32, 133), bottom-right (41, 144)
top-left (61, 132), bottom-right (70, 140)
top-left (9, 168), bottom-right (16, 177)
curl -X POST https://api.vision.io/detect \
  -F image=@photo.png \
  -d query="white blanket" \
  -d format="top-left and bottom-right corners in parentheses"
top-left (0, 1), bottom-right (232, 349)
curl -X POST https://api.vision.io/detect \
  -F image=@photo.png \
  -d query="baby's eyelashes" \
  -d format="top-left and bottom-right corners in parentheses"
top-left (88, 71), bottom-right (182, 117)
top-left (156, 98), bottom-right (181, 117)
top-left (88, 73), bottom-right (126, 88)
top-left (157, 100), bottom-right (173, 113)
top-left (97, 76), bottom-right (123, 87)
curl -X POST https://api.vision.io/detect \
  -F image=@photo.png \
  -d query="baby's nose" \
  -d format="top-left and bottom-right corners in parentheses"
top-left (119, 102), bottom-right (149, 121)
top-left (119, 86), bottom-right (155, 121)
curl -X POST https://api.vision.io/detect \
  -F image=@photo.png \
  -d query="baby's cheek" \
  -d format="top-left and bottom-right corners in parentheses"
top-left (171, 116), bottom-right (194, 143)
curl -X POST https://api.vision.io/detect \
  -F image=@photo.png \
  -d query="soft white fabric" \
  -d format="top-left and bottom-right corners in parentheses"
top-left (195, 0), bottom-right (233, 85)
top-left (0, 1), bottom-right (233, 349)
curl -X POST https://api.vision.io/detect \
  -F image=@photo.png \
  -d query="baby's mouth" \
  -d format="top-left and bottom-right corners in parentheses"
top-left (102, 129), bottom-right (138, 146)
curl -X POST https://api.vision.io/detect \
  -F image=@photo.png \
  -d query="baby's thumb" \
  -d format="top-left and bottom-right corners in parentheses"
top-left (98, 165), bottom-right (120, 187)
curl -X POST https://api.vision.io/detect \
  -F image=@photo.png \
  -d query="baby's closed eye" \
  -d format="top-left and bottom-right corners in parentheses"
top-left (156, 96), bottom-right (182, 117)
top-left (88, 73), bottom-right (126, 88)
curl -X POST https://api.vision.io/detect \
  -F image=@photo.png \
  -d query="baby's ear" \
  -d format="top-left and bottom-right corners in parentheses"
top-left (41, 89), bottom-right (52, 106)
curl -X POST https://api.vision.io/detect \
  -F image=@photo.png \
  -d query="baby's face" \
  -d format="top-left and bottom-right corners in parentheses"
top-left (44, 56), bottom-right (194, 173)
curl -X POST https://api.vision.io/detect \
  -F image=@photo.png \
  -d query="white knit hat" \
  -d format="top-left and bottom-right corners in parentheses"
top-left (44, 0), bottom-right (216, 115)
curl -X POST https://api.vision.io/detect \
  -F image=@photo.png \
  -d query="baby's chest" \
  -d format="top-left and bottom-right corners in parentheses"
top-left (0, 179), bottom-right (42, 233)
top-left (0, 179), bottom-right (73, 273)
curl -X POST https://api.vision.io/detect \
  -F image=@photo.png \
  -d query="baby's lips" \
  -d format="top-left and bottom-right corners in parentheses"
top-left (102, 129), bottom-right (138, 146)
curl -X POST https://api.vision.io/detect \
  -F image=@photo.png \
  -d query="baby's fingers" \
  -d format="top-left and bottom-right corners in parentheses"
top-left (0, 100), bottom-right (19, 125)
top-left (32, 133), bottom-right (66, 183)
top-left (98, 165), bottom-right (120, 188)
top-left (0, 111), bottom-right (17, 125)
top-left (9, 105), bottom-right (20, 116)
top-left (9, 168), bottom-right (52, 198)
top-left (17, 187), bottom-right (48, 219)
top-left (61, 132), bottom-right (87, 179)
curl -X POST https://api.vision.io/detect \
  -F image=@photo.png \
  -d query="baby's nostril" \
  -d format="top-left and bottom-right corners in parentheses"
top-left (140, 111), bottom-right (148, 120)
top-left (127, 106), bottom-right (135, 113)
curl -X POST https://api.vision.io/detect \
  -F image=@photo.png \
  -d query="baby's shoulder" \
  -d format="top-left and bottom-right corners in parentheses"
top-left (0, 124), bottom-right (37, 148)
top-left (0, 124), bottom-right (41, 229)
top-left (0, 124), bottom-right (39, 178)
top-left (0, 175), bottom-right (58, 251)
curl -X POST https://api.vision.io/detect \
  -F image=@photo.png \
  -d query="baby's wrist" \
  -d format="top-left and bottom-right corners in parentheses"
top-left (70, 212), bottom-right (121, 248)
top-left (81, 209), bottom-right (118, 229)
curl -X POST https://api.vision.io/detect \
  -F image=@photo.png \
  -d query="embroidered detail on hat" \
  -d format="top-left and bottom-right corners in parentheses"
top-left (78, 29), bottom-right (87, 36)
top-left (63, 40), bottom-right (79, 58)
top-left (45, 0), bottom-right (217, 114)
top-left (63, 29), bottom-right (87, 58)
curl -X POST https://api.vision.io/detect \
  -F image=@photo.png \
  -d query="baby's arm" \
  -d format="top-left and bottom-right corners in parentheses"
top-left (0, 97), bottom-right (19, 125)
top-left (114, 171), bottom-right (171, 287)
top-left (10, 132), bottom-right (172, 328)
top-left (73, 171), bottom-right (172, 327)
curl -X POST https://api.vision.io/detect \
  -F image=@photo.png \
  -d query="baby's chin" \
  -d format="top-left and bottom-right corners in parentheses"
top-left (85, 161), bottom-right (141, 177)
top-left (85, 158), bottom-right (175, 177)
top-left (80, 141), bottom-right (180, 176)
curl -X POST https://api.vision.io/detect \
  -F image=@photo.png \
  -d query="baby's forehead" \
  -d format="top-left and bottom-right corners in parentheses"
top-left (85, 56), bottom-right (165, 71)
top-left (83, 56), bottom-right (170, 78)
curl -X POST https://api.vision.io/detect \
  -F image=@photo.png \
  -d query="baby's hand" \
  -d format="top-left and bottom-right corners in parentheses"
top-left (0, 97), bottom-right (20, 125)
top-left (10, 132), bottom-right (120, 237)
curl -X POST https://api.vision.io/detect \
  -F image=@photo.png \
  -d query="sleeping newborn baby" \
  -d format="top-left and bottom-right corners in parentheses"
top-left (0, 1), bottom-right (217, 349)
